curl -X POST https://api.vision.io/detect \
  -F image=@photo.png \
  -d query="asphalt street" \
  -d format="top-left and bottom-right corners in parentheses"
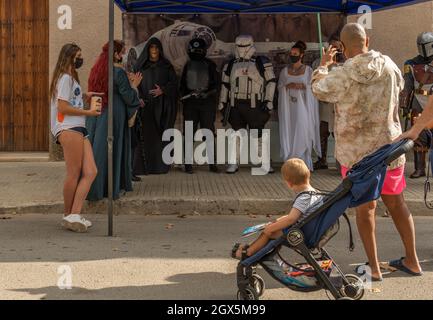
top-left (0, 214), bottom-right (432, 300)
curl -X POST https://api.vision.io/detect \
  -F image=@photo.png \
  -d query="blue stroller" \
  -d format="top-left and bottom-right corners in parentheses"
top-left (233, 140), bottom-right (414, 300)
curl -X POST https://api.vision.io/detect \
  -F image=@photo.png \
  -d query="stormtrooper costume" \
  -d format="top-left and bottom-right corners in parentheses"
top-left (219, 35), bottom-right (276, 174)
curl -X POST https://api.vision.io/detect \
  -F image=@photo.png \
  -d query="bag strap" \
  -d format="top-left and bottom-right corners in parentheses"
top-left (342, 213), bottom-right (355, 252)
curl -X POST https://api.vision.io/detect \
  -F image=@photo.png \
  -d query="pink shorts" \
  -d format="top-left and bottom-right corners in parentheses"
top-left (341, 165), bottom-right (406, 195)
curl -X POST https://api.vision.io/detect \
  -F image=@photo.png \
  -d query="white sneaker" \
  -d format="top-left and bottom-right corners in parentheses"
top-left (61, 214), bottom-right (88, 233)
top-left (82, 217), bottom-right (92, 228)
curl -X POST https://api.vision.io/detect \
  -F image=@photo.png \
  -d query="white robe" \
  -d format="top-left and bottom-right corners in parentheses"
top-left (278, 66), bottom-right (321, 170)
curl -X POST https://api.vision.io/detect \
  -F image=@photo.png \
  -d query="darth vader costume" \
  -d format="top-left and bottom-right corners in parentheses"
top-left (180, 38), bottom-right (219, 174)
top-left (132, 38), bottom-right (178, 175)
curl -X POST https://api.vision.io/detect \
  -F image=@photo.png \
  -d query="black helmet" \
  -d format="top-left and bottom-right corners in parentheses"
top-left (417, 32), bottom-right (433, 59)
top-left (188, 38), bottom-right (207, 60)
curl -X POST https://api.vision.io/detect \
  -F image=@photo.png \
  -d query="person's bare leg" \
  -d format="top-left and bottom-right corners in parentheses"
top-left (381, 194), bottom-right (422, 273)
top-left (59, 132), bottom-right (84, 216)
top-left (356, 200), bottom-right (382, 279)
top-left (236, 230), bottom-right (283, 258)
top-left (70, 139), bottom-right (98, 214)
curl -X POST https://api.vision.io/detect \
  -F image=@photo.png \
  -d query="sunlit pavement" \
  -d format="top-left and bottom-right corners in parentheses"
top-left (0, 214), bottom-right (432, 300)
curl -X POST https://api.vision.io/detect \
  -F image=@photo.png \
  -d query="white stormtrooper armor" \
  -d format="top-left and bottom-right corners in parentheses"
top-left (219, 35), bottom-right (276, 174)
top-left (219, 35), bottom-right (276, 111)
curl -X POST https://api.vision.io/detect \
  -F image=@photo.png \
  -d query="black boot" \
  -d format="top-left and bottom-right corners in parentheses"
top-left (209, 164), bottom-right (220, 173)
top-left (185, 165), bottom-right (194, 174)
top-left (132, 175), bottom-right (142, 182)
top-left (410, 151), bottom-right (426, 179)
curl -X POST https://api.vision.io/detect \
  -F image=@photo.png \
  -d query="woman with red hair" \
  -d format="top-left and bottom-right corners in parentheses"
top-left (86, 40), bottom-right (143, 201)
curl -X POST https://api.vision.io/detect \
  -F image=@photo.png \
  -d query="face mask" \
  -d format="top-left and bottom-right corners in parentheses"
top-left (74, 57), bottom-right (84, 69)
top-left (289, 55), bottom-right (301, 63)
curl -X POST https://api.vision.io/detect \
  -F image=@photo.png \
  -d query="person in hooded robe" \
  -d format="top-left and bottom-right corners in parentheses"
top-left (132, 38), bottom-right (178, 175)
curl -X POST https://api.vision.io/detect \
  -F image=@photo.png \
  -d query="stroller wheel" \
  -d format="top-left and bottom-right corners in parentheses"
top-left (237, 286), bottom-right (259, 301)
top-left (340, 274), bottom-right (365, 300)
top-left (252, 274), bottom-right (265, 297)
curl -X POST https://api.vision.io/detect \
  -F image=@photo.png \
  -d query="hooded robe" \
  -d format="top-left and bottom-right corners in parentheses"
top-left (133, 38), bottom-right (178, 175)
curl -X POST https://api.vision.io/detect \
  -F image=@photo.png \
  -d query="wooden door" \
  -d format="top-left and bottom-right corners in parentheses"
top-left (0, 0), bottom-right (49, 151)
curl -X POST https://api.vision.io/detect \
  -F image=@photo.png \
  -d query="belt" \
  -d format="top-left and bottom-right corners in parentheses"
top-left (415, 88), bottom-right (432, 96)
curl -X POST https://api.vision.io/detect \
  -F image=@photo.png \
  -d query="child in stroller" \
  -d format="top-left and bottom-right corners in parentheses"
top-left (231, 140), bottom-right (414, 301)
top-left (232, 158), bottom-right (324, 260)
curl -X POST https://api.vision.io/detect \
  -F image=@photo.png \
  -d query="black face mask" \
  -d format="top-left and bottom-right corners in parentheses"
top-left (289, 55), bottom-right (301, 63)
top-left (74, 57), bottom-right (84, 69)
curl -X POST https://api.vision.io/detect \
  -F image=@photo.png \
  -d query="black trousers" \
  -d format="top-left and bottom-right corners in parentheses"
top-left (183, 98), bottom-right (216, 135)
top-left (183, 98), bottom-right (217, 166)
top-left (228, 101), bottom-right (270, 136)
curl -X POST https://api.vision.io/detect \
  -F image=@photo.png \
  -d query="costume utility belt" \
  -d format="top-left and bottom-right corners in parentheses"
top-left (230, 92), bottom-right (264, 108)
top-left (415, 88), bottom-right (433, 96)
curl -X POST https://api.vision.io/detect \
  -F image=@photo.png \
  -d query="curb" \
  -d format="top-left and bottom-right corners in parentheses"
top-left (1, 198), bottom-right (432, 217)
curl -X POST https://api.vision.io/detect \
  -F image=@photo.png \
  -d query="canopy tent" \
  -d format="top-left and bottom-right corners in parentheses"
top-left (106, 0), bottom-right (429, 236)
top-left (114, 0), bottom-right (428, 14)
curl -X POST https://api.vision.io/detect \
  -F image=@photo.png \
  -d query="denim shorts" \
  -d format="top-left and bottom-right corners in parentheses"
top-left (56, 127), bottom-right (89, 145)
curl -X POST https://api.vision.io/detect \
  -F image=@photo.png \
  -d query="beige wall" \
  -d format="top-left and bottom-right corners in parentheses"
top-left (49, 0), bottom-right (123, 92)
top-left (349, 1), bottom-right (433, 69)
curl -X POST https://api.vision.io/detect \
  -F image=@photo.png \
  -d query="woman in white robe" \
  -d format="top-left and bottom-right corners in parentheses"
top-left (278, 41), bottom-right (321, 171)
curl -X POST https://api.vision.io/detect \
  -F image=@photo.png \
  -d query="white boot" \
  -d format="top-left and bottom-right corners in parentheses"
top-left (226, 130), bottom-right (240, 174)
top-left (251, 135), bottom-right (274, 175)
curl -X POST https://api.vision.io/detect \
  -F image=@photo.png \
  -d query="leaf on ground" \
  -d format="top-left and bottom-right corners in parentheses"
top-left (370, 288), bottom-right (381, 293)
top-left (177, 214), bottom-right (187, 219)
top-left (0, 216), bottom-right (12, 220)
top-left (266, 214), bottom-right (272, 218)
top-left (112, 248), bottom-right (120, 252)
top-left (26, 173), bottom-right (37, 177)
top-left (249, 214), bottom-right (257, 219)
top-left (193, 211), bottom-right (201, 216)
top-left (165, 224), bottom-right (174, 230)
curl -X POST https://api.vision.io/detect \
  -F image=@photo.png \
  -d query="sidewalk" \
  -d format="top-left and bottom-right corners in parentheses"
top-left (0, 161), bottom-right (432, 216)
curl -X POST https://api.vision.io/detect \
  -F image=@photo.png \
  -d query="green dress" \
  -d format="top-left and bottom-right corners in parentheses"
top-left (86, 67), bottom-right (141, 201)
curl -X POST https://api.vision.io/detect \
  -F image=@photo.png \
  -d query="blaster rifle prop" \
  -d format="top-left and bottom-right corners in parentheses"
top-left (222, 104), bottom-right (231, 127)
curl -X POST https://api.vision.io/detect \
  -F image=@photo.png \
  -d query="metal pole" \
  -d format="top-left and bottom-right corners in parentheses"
top-left (317, 13), bottom-right (323, 58)
top-left (108, 0), bottom-right (114, 237)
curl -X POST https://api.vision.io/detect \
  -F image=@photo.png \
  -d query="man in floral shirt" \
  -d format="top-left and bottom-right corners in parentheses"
top-left (312, 23), bottom-right (422, 281)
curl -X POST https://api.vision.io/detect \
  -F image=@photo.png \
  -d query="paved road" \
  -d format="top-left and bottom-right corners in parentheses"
top-left (0, 214), bottom-right (432, 300)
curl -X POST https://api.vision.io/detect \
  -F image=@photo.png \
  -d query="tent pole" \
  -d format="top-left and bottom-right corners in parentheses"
top-left (108, 0), bottom-right (114, 237)
top-left (317, 12), bottom-right (323, 58)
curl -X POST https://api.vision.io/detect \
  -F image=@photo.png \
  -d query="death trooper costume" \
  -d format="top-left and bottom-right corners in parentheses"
top-left (180, 38), bottom-right (219, 174)
top-left (400, 32), bottom-right (433, 179)
top-left (219, 35), bottom-right (276, 174)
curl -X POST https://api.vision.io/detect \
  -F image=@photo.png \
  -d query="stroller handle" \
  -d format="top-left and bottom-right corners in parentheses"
top-left (385, 139), bottom-right (414, 165)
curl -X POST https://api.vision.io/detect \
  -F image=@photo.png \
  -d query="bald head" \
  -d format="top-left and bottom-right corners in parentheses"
top-left (340, 23), bottom-right (369, 58)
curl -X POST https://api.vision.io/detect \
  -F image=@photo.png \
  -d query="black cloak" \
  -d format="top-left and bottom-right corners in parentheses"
top-left (132, 37), bottom-right (178, 175)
